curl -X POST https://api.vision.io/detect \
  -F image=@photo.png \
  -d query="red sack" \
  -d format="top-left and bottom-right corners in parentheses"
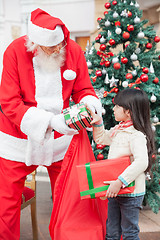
top-left (76, 156), bottom-right (135, 200)
top-left (49, 129), bottom-right (107, 240)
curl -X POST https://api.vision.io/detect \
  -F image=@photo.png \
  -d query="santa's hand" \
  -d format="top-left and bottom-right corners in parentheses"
top-left (50, 114), bottom-right (78, 135)
top-left (80, 95), bottom-right (102, 116)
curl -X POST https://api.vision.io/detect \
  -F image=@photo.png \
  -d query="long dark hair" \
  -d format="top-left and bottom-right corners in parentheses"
top-left (114, 88), bottom-right (155, 172)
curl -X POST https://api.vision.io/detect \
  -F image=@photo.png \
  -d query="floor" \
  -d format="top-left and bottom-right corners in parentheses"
top-left (20, 170), bottom-right (160, 240)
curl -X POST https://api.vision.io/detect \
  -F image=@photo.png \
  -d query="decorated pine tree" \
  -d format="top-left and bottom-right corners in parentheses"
top-left (85, 0), bottom-right (160, 213)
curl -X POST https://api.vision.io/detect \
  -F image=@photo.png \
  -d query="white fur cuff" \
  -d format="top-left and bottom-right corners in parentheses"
top-left (80, 95), bottom-right (102, 116)
top-left (20, 107), bottom-right (53, 143)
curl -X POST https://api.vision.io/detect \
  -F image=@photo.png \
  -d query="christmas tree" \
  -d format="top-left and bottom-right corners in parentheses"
top-left (85, 0), bottom-right (160, 213)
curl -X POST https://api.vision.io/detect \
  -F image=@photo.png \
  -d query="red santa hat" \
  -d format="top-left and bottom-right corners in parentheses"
top-left (28, 8), bottom-right (65, 46)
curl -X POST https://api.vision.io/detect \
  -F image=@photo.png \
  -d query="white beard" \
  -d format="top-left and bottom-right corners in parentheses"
top-left (35, 46), bottom-right (66, 72)
top-left (25, 38), bottom-right (66, 72)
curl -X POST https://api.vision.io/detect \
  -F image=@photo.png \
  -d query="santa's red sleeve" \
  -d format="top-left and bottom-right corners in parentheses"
top-left (0, 45), bottom-right (30, 126)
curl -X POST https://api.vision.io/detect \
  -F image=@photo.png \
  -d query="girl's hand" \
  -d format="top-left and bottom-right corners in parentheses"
top-left (103, 179), bottom-right (123, 198)
top-left (86, 105), bottom-right (102, 125)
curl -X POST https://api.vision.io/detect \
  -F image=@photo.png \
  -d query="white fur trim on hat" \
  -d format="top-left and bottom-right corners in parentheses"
top-left (28, 14), bottom-right (64, 46)
top-left (63, 70), bottom-right (77, 80)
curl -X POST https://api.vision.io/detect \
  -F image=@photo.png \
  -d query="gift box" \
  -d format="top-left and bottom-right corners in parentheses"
top-left (63, 103), bottom-right (92, 130)
top-left (76, 156), bottom-right (135, 199)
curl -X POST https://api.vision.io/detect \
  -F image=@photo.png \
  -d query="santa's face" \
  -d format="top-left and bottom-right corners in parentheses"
top-left (40, 41), bottom-right (65, 55)
top-left (35, 43), bottom-right (66, 72)
top-left (25, 38), bottom-right (66, 72)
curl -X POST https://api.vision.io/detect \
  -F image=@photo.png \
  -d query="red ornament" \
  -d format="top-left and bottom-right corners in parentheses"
top-left (146, 43), bottom-right (152, 49)
top-left (104, 11), bottom-right (108, 15)
top-left (159, 55), bottom-right (160, 60)
top-left (153, 77), bottom-right (159, 84)
top-left (97, 153), bottom-right (104, 160)
top-left (109, 39), bottom-right (116, 46)
top-left (95, 36), bottom-right (100, 41)
top-left (112, 0), bottom-right (117, 5)
top-left (97, 51), bottom-right (101, 56)
top-left (128, 11), bottom-right (132, 17)
top-left (123, 32), bottom-right (130, 39)
top-left (113, 63), bottom-right (121, 70)
top-left (97, 17), bottom-right (102, 22)
top-left (105, 2), bottom-right (111, 9)
top-left (152, 154), bottom-right (156, 160)
top-left (108, 52), bottom-right (114, 56)
top-left (121, 57), bottom-right (128, 64)
top-left (154, 36), bottom-right (160, 43)
top-left (125, 44), bottom-right (129, 48)
top-left (95, 70), bottom-right (102, 77)
top-left (98, 34), bottom-right (102, 38)
top-left (142, 67), bottom-right (149, 74)
top-left (100, 44), bottom-right (106, 51)
top-left (114, 88), bottom-right (119, 93)
top-left (140, 74), bottom-right (148, 82)
top-left (96, 144), bottom-right (106, 150)
top-left (115, 21), bottom-right (121, 26)
top-left (105, 61), bottom-right (111, 67)
top-left (103, 91), bottom-right (108, 97)
top-left (126, 73), bottom-right (133, 79)
top-left (127, 25), bottom-right (134, 32)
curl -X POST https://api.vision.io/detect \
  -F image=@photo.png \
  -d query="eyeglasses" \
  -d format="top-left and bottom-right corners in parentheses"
top-left (40, 41), bottom-right (67, 55)
top-left (60, 41), bottom-right (67, 51)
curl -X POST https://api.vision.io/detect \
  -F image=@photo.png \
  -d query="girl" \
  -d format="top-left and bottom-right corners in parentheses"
top-left (88, 88), bottom-right (155, 240)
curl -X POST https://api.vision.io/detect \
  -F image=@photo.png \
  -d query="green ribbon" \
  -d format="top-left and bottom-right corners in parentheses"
top-left (81, 162), bottom-right (135, 198)
top-left (85, 163), bottom-right (95, 198)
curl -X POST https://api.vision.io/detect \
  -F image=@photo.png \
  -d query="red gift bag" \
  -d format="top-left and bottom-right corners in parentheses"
top-left (76, 156), bottom-right (135, 200)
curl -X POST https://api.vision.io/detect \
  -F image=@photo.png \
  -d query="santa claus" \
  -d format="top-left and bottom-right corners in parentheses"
top-left (0, 8), bottom-right (107, 240)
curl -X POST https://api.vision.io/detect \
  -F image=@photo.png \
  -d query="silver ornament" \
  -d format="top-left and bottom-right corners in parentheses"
top-left (137, 31), bottom-right (144, 39)
top-left (135, 2), bottom-right (140, 8)
top-left (105, 20), bottom-right (110, 27)
top-left (115, 27), bottom-right (122, 35)
top-left (87, 61), bottom-right (92, 68)
top-left (95, 89), bottom-right (104, 99)
top-left (132, 70), bottom-right (137, 76)
top-left (134, 16), bottom-right (140, 24)
top-left (122, 81), bottom-right (128, 88)
top-left (153, 116), bottom-right (159, 123)
top-left (149, 62), bottom-right (155, 73)
top-left (152, 125), bottom-right (156, 132)
top-left (112, 57), bottom-right (119, 64)
top-left (130, 53), bottom-right (138, 61)
top-left (113, 11), bottom-right (119, 18)
top-left (102, 68), bottom-right (107, 75)
top-left (104, 74), bottom-right (109, 84)
top-left (100, 36), bottom-right (106, 43)
top-left (135, 48), bottom-right (141, 54)
top-left (150, 94), bottom-right (157, 103)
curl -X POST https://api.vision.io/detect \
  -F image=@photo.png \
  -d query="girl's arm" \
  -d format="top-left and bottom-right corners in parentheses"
top-left (118, 131), bottom-right (149, 186)
top-left (87, 106), bottom-right (112, 146)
